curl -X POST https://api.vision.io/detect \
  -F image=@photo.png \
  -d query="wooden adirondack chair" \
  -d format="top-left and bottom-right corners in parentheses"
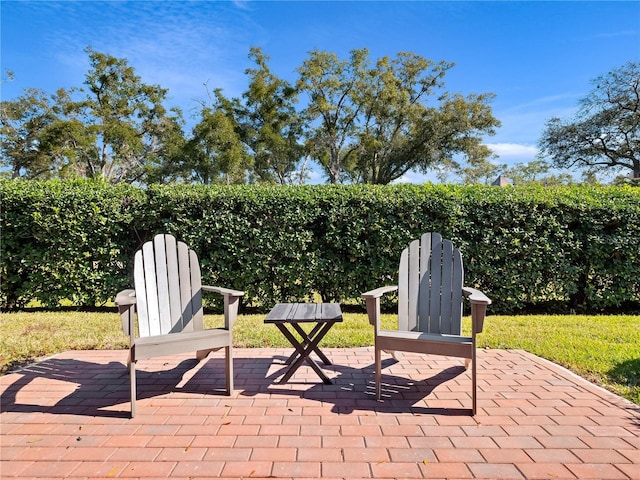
top-left (362, 232), bottom-right (491, 415)
top-left (115, 234), bottom-right (244, 417)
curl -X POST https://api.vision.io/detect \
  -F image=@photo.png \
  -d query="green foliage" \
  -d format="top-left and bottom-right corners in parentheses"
top-left (240, 47), bottom-right (306, 184)
top-left (297, 48), bottom-right (368, 183)
top-left (185, 105), bottom-right (252, 184)
top-left (539, 61), bottom-right (640, 181)
top-left (72, 48), bottom-right (183, 183)
top-left (501, 159), bottom-right (576, 186)
top-left (0, 88), bottom-right (58, 179)
top-left (0, 179), bottom-right (146, 309)
top-left (1, 48), bottom-right (184, 185)
top-left (139, 184), bottom-right (320, 308)
top-left (455, 185), bottom-right (640, 312)
top-left (3, 46), bottom-right (501, 186)
top-left (1, 180), bottom-right (639, 313)
top-left (297, 48), bottom-right (500, 184)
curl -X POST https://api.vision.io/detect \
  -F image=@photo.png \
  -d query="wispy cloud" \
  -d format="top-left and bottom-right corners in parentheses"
top-left (492, 96), bottom-right (579, 147)
top-left (485, 143), bottom-right (538, 161)
top-left (41, 1), bottom-right (256, 112)
top-left (501, 93), bottom-right (580, 114)
top-left (595, 30), bottom-right (638, 39)
top-left (232, 1), bottom-right (253, 12)
top-left (393, 171), bottom-right (439, 185)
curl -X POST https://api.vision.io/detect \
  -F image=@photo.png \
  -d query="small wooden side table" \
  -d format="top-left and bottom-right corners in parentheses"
top-left (264, 303), bottom-right (343, 384)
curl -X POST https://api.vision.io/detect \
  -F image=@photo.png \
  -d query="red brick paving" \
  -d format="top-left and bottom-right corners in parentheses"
top-left (1, 347), bottom-right (639, 479)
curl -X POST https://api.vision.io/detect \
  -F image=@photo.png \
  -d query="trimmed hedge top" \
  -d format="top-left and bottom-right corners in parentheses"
top-left (1, 179), bottom-right (639, 313)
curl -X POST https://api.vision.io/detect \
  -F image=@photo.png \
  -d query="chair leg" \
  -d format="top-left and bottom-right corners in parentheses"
top-left (375, 346), bottom-right (382, 400)
top-left (225, 345), bottom-right (233, 395)
top-left (384, 349), bottom-right (399, 360)
top-left (196, 349), bottom-right (211, 360)
top-left (129, 360), bottom-right (137, 418)
top-left (471, 355), bottom-right (477, 416)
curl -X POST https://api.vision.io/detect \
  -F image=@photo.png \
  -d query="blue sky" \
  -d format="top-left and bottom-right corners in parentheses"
top-left (2, 0), bottom-right (639, 183)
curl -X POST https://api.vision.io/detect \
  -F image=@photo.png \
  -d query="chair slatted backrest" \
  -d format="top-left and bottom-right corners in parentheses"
top-left (133, 234), bottom-right (204, 337)
top-left (397, 233), bottom-right (464, 335)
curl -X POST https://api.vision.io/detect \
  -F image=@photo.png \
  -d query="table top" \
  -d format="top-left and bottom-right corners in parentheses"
top-left (264, 303), bottom-right (343, 324)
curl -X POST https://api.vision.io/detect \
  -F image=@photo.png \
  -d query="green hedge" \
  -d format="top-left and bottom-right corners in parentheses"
top-left (1, 179), bottom-right (639, 314)
top-left (1, 180), bottom-right (146, 310)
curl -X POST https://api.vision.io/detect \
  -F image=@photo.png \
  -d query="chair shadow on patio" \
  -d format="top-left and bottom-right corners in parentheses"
top-left (0, 356), bottom-right (231, 419)
top-left (1, 351), bottom-right (473, 418)
top-left (237, 353), bottom-right (474, 416)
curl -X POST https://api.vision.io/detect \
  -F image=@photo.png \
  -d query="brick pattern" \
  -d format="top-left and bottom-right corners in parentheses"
top-left (1, 347), bottom-right (639, 479)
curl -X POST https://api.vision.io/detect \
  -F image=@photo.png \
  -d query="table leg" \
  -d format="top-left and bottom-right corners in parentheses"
top-left (283, 323), bottom-right (320, 365)
top-left (275, 322), bottom-right (335, 384)
top-left (285, 323), bottom-right (332, 366)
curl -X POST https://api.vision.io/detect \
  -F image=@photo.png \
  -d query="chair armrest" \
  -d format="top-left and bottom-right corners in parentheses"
top-left (462, 287), bottom-right (491, 334)
top-left (361, 286), bottom-right (398, 330)
top-left (362, 285), bottom-right (398, 298)
top-left (462, 287), bottom-right (491, 305)
top-left (115, 289), bottom-right (136, 306)
top-left (202, 285), bottom-right (244, 329)
top-left (202, 286), bottom-right (245, 297)
top-left (115, 289), bottom-right (136, 336)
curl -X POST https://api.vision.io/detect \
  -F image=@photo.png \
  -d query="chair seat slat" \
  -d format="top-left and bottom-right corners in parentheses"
top-left (177, 242), bottom-right (192, 332)
top-left (133, 251), bottom-right (149, 337)
top-left (164, 235), bottom-right (182, 333)
top-left (141, 241), bottom-right (160, 336)
top-left (428, 233), bottom-right (443, 333)
top-left (154, 235), bottom-right (172, 334)
top-left (397, 249), bottom-right (409, 331)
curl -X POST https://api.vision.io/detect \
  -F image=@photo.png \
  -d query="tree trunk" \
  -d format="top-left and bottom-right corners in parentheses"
top-left (327, 147), bottom-right (340, 184)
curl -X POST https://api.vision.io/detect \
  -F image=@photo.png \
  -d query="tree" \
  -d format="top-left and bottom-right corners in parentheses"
top-left (297, 48), bottom-right (369, 183)
top-left (501, 159), bottom-right (574, 186)
top-left (60, 47), bottom-right (185, 183)
top-left (297, 48), bottom-right (500, 184)
top-left (0, 88), bottom-right (58, 178)
top-left (239, 47), bottom-right (305, 184)
top-left (539, 61), bottom-right (640, 183)
top-left (458, 159), bottom-right (505, 185)
top-left (184, 91), bottom-right (252, 185)
top-left (353, 51), bottom-right (499, 184)
top-left (136, 112), bottom-right (187, 185)
top-left (36, 88), bottom-right (101, 179)
top-left (1, 51), bottom-right (185, 184)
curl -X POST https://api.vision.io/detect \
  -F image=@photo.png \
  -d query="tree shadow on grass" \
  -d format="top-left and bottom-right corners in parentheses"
top-left (607, 357), bottom-right (640, 425)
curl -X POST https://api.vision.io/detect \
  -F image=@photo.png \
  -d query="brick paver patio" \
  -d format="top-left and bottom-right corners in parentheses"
top-left (1, 347), bottom-right (639, 479)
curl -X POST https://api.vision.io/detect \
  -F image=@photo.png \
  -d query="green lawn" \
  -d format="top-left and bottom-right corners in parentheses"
top-left (1, 311), bottom-right (638, 405)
